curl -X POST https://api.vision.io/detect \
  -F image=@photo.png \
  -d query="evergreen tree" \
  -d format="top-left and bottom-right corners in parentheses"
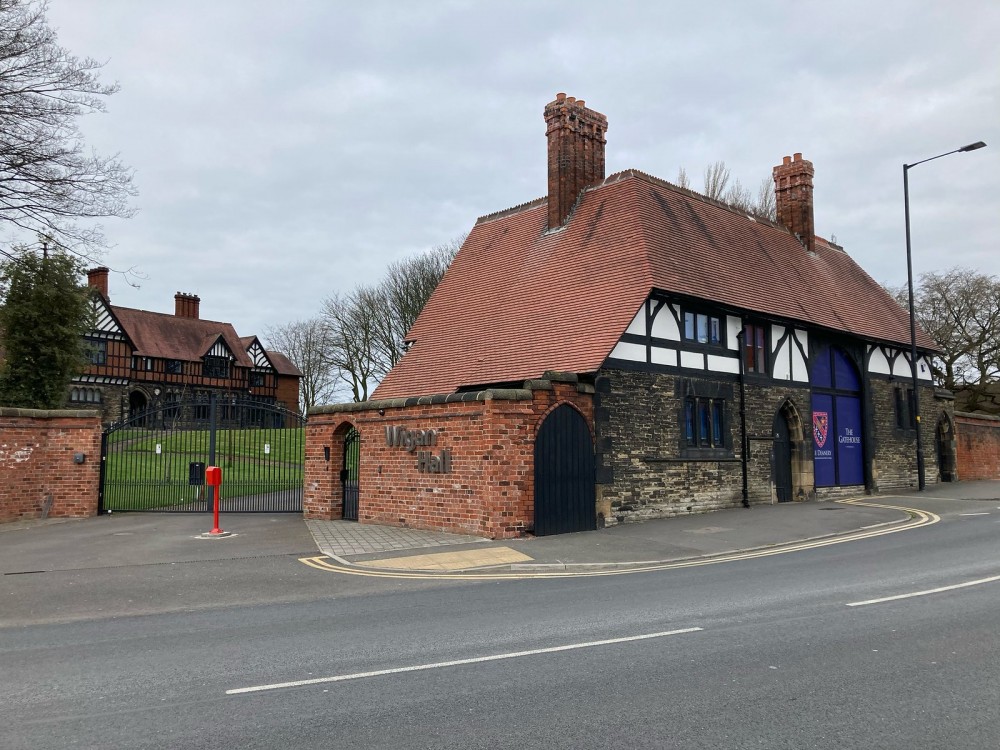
top-left (0, 246), bottom-right (93, 408)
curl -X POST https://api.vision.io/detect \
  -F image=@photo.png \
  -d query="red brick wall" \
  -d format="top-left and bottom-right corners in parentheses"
top-left (305, 380), bottom-right (594, 538)
top-left (0, 408), bottom-right (102, 523)
top-left (275, 375), bottom-right (300, 413)
top-left (955, 412), bottom-right (1000, 481)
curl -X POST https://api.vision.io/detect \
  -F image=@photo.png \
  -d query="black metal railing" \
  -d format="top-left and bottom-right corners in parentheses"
top-left (100, 394), bottom-right (305, 512)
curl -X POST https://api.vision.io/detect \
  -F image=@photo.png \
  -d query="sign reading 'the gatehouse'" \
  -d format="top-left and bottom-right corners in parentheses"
top-left (384, 426), bottom-right (452, 474)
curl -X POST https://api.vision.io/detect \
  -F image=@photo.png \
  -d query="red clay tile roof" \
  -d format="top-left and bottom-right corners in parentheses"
top-left (111, 307), bottom-right (254, 367)
top-left (266, 350), bottom-right (303, 377)
top-left (374, 170), bottom-right (935, 399)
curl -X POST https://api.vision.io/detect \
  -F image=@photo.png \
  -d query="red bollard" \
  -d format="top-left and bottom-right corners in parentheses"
top-left (205, 465), bottom-right (224, 535)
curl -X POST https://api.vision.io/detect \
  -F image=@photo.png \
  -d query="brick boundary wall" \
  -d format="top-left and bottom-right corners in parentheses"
top-left (0, 408), bottom-right (102, 523)
top-left (305, 377), bottom-right (594, 539)
top-left (955, 411), bottom-right (1000, 481)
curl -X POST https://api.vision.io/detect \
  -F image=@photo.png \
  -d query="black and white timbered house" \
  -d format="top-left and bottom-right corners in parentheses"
top-left (75, 269), bottom-right (301, 424)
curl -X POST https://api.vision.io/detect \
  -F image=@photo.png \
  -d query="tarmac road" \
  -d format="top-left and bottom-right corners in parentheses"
top-left (2, 485), bottom-right (999, 749)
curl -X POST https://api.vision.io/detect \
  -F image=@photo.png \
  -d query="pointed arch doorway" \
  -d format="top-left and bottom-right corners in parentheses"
top-left (533, 404), bottom-right (596, 536)
top-left (773, 400), bottom-right (809, 502)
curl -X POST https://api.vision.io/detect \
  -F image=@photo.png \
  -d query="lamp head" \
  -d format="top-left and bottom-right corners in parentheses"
top-left (959, 141), bottom-right (987, 152)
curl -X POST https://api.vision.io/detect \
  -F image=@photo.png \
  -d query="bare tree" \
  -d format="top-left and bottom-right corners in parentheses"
top-left (674, 166), bottom-right (690, 190)
top-left (369, 238), bottom-right (462, 375)
top-left (320, 290), bottom-right (380, 403)
top-left (702, 161), bottom-right (730, 201)
top-left (754, 177), bottom-right (776, 220)
top-left (676, 161), bottom-right (776, 220)
top-left (318, 237), bottom-right (462, 402)
top-left (263, 318), bottom-right (338, 413)
top-left (885, 268), bottom-right (1000, 411)
top-left (0, 0), bottom-right (136, 260)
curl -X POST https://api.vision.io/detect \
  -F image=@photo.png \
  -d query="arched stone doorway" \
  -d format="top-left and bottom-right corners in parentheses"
top-left (534, 403), bottom-right (596, 535)
top-left (128, 390), bottom-right (148, 426)
top-left (773, 400), bottom-right (812, 502)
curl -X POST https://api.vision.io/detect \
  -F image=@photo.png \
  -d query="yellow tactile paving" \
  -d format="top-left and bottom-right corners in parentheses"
top-left (361, 546), bottom-right (533, 571)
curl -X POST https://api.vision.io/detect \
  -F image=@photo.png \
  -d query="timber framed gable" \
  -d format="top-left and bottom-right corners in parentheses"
top-left (866, 343), bottom-right (934, 383)
top-left (607, 292), bottom-right (814, 381)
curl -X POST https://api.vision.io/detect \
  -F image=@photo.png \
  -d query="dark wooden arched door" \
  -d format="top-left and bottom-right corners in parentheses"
top-left (534, 405), bottom-right (596, 536)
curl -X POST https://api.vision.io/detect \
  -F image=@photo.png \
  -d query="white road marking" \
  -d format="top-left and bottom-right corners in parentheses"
top-left (846, 574), bottom-right (1000, 607)
top-left (227, 627), bottom-right (704, 695)
top-left (960, 513), bottom-right (990, 516)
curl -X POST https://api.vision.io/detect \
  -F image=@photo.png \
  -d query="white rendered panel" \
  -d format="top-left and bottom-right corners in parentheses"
top-left (772, 338), bottom-right (791, 380)
top-left (771, 325), bottom-right (786, 351)
top-left (917, 356), bottom-right (934, 381)
top-left (651, 302), bottom-right (680, 340)
top-left (93, 298), bottom-right (121, 334)
top-left (726, 316), bottom-right (742, 350)
top-left (625, 303), bottom-right (646, 336)
top-left (869, 347), bottom-right (891, 375)
top-left (680, 350), bottom-right (704, 370)
top-left (650, 346), bottom-right (677, 367)
top-left (791, 329), bottom-right (809, 382)
top-left (891, 351), bottom-right (911, 377)
top-left (707, 354), bottom-right (740, 374)
top-left (610, 341), bottom-right (646, 362)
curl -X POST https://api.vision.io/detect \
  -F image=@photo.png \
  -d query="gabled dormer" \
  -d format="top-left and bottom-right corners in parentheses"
top-left (244, 336), bottom-right (275, 370)
top-left (202, 335), bottom-right (235, 379)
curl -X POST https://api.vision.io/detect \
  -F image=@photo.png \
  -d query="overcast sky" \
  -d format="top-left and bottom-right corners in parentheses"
top-left (42, 0), bottom-right (999, 346)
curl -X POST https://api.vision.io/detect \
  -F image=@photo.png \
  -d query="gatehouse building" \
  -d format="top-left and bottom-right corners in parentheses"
top-left (305, 94), bottom-right (954, 538)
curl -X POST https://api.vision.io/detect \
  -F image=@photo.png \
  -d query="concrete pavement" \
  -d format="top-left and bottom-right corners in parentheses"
top-left (7, 481), bottom-right (997, 577)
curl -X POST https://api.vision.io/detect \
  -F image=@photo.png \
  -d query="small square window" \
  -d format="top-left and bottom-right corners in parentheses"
top-left (682, 309), bottom-right (723, 347)
top-left (84, 338), bottom-right (107, 366)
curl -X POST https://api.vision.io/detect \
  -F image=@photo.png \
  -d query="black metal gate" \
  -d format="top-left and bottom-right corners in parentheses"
top-left (341, 427), bottom-right (360, 521)
top-left (773, 410), bottom-right (793, 503)
top-left (533, 404), bottom-right (596, 536)
top-left (99, 394), bottom-right (305, 512)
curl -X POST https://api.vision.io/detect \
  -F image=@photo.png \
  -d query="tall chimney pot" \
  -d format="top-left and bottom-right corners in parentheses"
top-left (773, 153), bottom-right (816, 254)
top-left (86, 267), bottom-right (110, 299)
top-left (174, 292), bottom-right (201, 319)
top-left (544, 93), bottom-right (608, 230)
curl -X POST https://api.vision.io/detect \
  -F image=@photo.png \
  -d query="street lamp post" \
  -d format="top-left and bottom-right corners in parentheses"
top-left (903, 140), bottom-right (986, 490)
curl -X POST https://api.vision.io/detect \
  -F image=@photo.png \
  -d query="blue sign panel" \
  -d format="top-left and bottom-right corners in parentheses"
top-left (811, 348), bottom-right (833, 388)
top-left (833, 349), bottom-right (861, 391)
top-left (836, 395), bottom-right (864, 485)
top-left (812, 394), bottom-right (835, 487)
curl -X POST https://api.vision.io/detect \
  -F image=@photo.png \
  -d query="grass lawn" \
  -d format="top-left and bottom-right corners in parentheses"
top-left (103, 426), bottom-right (304, 510)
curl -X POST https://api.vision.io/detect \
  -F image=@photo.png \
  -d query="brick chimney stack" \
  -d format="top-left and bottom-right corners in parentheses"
top-left (544, 93), bottom-right (608, 230)
top-left (86, 267), bottom-right (109, 299)
top-left (773, 153), bottom-right (815, 254)
top-left (174, 292), bottom-right (200, 319)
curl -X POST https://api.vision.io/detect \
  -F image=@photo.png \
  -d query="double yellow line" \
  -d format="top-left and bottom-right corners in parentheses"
top-left (299, 498), bottom-right (939, 580)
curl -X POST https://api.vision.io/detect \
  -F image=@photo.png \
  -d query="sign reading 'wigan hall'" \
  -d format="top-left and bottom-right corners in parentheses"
top-left (385, 426), bottom-right (452, 474)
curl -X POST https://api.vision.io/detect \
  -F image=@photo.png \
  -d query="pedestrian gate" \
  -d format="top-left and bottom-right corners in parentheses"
top-left (99, 395), bottom-right (305, 512)
top-left (341, 427), bottom-right (360, 521)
